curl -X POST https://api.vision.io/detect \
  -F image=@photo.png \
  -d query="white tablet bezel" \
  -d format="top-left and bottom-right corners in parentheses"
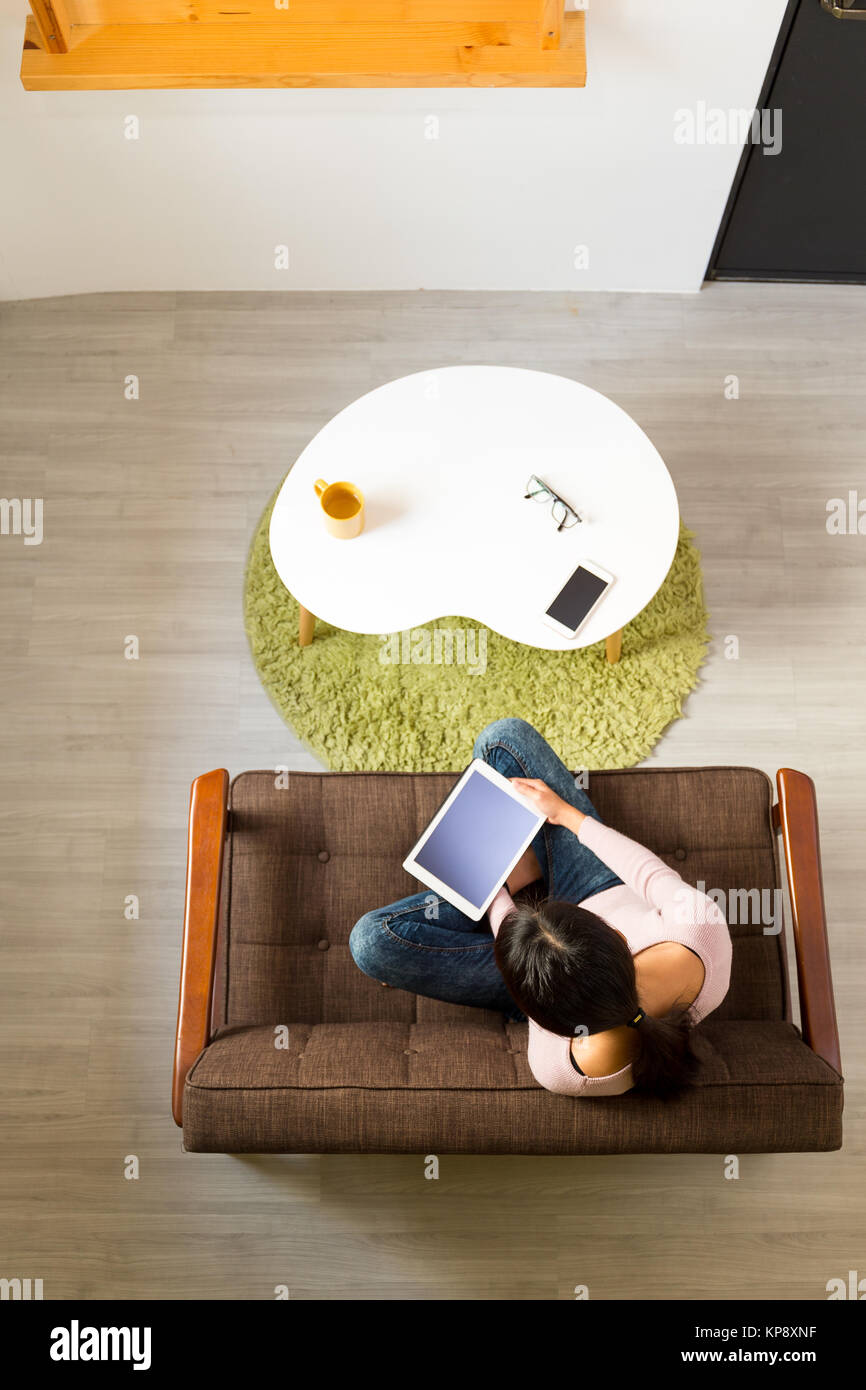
top-left (402, 758), bottom-right (546, 922)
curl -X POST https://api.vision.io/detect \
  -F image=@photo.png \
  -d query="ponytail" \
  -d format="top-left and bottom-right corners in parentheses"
top-left (630, 1006), bottom-right (699, 1099)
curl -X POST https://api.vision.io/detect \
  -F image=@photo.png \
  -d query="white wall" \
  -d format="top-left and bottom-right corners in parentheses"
top-left (0, 1), bottom-right (786, 299)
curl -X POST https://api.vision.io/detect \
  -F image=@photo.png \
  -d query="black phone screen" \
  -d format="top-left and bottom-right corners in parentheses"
top-left (546, 565), bottom-right (609, 630)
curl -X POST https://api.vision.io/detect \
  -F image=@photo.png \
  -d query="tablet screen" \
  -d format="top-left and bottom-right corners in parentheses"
top-left (414, 768), bottom-right (541, 910)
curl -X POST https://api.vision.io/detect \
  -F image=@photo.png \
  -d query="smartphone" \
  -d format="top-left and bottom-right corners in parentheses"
top-left (542, 559), bottom-right (614, 639)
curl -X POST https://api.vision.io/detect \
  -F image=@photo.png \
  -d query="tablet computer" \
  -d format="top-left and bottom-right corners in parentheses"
top-left (402, 759), bottom-right (546, 921)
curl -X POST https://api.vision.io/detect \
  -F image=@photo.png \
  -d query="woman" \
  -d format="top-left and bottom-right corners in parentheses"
top-left (350, 718), bottom-right (732, 1098)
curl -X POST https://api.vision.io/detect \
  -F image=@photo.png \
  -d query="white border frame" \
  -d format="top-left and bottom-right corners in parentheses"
top-left (542, 558), bottom-right (615, 640)
top-left (402, 760), bottom-right (546, 922)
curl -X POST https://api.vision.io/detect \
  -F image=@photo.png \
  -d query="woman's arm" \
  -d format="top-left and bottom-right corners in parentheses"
top-left (487, 885), bottom-right (516, 939)
top-left (509, 777), bottom-right (586, 836)
top-left (508, 776), bottom-right (685, 910)
top-left (577, 818), bottom-right (685, 909)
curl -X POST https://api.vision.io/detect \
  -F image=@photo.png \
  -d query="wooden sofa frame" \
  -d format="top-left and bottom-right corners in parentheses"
top-left (172, 766), bottom-right (841, 1126)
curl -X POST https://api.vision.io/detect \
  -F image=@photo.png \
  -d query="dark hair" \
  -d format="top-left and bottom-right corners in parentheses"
top-left (493, 899), bottom-right (699, 1099)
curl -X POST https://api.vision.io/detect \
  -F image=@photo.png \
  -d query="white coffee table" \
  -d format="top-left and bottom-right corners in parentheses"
top-left (269, 366), bottom-right (680, 663)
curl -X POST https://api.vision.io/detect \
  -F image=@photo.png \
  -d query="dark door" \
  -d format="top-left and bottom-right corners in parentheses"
top-left (709, 0), bottom-right (866, 282)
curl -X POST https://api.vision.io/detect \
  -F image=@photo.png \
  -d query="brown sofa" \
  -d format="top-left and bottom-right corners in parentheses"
top-left (172, 766), bottom-right (843, 1153)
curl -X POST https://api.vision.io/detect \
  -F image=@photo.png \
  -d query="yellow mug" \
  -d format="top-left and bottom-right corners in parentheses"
top-left (314, 478), bottom-right (365, 539)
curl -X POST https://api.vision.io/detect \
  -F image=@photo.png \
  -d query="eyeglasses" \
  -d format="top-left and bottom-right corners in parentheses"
top-left (524, 475), bottom-right (582, 531)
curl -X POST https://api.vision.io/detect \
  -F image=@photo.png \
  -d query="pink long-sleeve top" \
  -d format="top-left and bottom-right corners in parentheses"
top-left (488, 817), bottom-right (732, 1097)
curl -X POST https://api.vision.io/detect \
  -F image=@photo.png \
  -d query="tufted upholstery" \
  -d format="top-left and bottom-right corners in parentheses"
top-left (184, 767), bottom-right (843, 1153)
top-left (215, 767), bottom-right (788, 1028)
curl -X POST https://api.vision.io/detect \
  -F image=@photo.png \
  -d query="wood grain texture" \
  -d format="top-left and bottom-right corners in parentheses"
top-left (298, 606), bottom-right (316, 647)
top-left (65, 0), bottom-right (548, 21)
top-left (172, 769), bottom-right (229, 1126)
top-left (28, 0), bottom-right (72, 52)
top-left (775, 768), bottom-right (841, 1075)
top-left (540, 0), bottom-right (562, 48)
top-left (0, 284), bottom-right (863, 1300)
top-left (20, 12), bottom-right (586, 89)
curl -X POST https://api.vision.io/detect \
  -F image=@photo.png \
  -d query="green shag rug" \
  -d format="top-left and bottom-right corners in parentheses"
top-left (244, 487), bottom-right (709, 772)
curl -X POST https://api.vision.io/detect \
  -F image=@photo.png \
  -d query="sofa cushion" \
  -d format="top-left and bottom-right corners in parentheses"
top-left (216, 767), bottom-right (787, 1031)
top-left (183, 1019), bottom-right (842, 1154)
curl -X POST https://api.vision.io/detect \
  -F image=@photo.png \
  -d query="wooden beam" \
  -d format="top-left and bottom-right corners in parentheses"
top-left (540, 0), bottom-right (563, 49)
top-left (21, 13), bottom-right (586, 88)
top-left (65, 0), bottom-right (547, 21)
top-left (28, 0), bottom-right (72, 53)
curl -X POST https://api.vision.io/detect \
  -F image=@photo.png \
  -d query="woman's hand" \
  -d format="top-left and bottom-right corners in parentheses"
top-left (506, 845), bottom-right (543, 894)
top-left (510, 778), bottom-right (585, 832)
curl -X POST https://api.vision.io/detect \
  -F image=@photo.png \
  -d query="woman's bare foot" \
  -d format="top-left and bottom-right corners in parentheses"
top-left (506, 845), bottom-right (543, 895)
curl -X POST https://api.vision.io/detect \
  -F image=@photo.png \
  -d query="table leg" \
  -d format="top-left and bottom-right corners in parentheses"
top-left (605, 629), bottom-right (622, 664)
top-left (298, 606), bottom-right (316, 647)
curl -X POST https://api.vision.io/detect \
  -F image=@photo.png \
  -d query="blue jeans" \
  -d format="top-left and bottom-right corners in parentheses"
top-left (349, 718), bottom-right (623, 1021)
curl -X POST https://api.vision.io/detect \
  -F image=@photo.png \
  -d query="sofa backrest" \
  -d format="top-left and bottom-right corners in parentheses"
top-left (214, 767), bottom-right (788, 1031)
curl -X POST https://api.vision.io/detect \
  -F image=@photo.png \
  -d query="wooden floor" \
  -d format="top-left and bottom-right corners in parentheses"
top-left (0, 285), bottom-right (863, 1301)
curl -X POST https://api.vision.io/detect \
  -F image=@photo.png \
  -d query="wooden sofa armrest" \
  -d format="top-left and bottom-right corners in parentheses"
top-left (172, 769), bottom-right (229, 1126)
top-left (774, 768), bottom-right (841, 1075)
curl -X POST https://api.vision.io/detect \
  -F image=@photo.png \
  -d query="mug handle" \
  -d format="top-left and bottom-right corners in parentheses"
top-left (314, 479), bottom-right (328, 498)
